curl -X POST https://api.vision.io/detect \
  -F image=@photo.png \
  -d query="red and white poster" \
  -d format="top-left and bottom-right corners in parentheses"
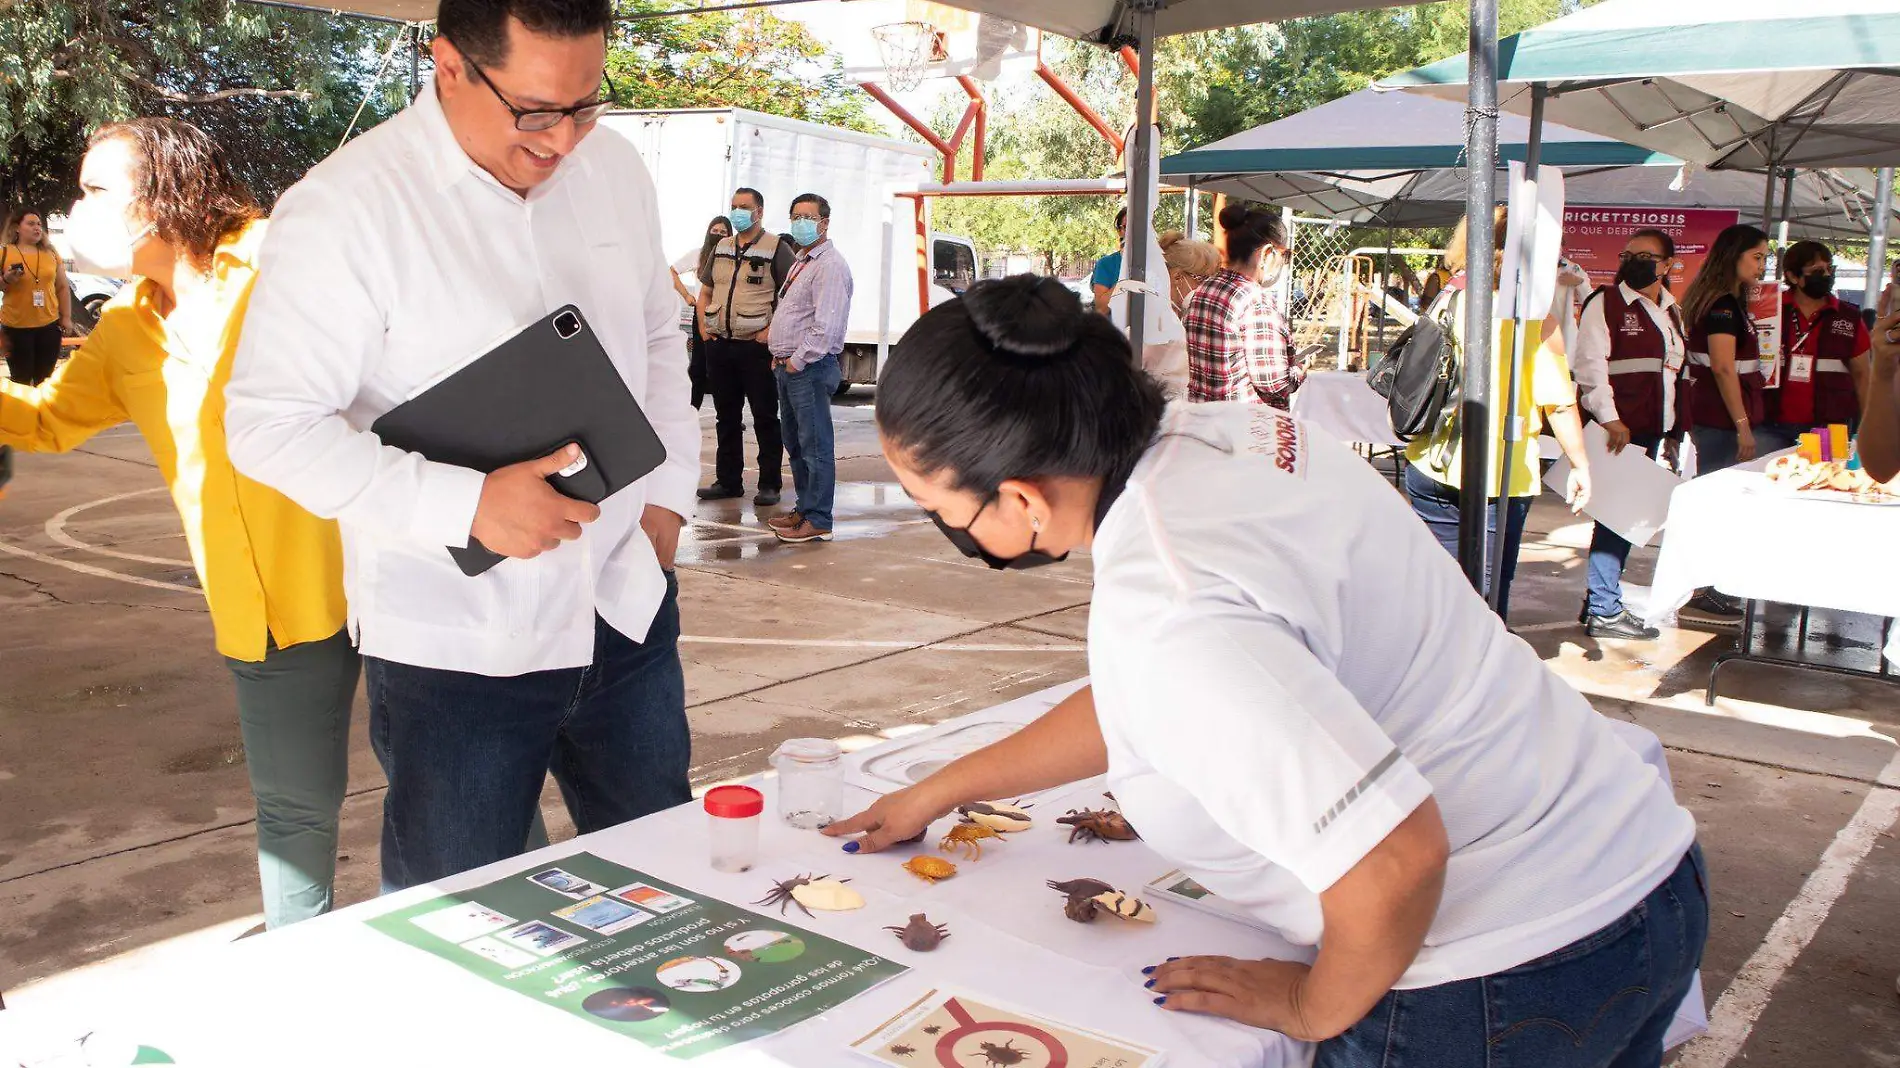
top-left (1562, 207), bottom-right (1739, 294)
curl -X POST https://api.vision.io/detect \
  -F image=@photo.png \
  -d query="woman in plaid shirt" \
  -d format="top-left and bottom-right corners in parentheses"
top-left (1182, 204), bottom-right (1303, 407)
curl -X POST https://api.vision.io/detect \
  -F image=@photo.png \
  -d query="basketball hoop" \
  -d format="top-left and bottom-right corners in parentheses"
top-left (872, 21), bottom-right (947, 92)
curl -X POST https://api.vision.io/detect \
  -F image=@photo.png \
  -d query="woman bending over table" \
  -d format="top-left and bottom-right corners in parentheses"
top-left (827, 275), bottom-right (1708, 1068)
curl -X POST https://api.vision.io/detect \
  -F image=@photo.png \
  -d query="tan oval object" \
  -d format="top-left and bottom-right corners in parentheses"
top-left (958, 801), bottom-right (1034, 833)
top-left (1091, 890), bottom-right (1157, 923)
top-left (791, 877), bottom-right (865, 912)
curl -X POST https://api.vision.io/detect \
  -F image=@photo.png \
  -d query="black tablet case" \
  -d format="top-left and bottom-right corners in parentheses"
top-left (371, 305), bottom-right (667, 576)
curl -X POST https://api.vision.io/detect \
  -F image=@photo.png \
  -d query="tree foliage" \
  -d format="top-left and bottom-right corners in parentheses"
top-left (0, 0), bottom-right (406, 208)
top-left (0, 0), bottom-right (874, 215)
top-left (606, 1), bottom-right (878, 132)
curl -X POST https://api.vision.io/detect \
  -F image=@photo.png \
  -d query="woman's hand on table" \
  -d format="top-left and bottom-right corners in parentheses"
top-left (1146, 956), bottom-right (1329, 1041)
top-left (821, 785), bottom-right (952, 854)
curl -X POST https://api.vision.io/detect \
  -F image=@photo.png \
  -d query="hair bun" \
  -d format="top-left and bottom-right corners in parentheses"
top-left (963, 275), bottom-right (1084, 360)
top-left (1218, 203), bottom-right (1251, 231)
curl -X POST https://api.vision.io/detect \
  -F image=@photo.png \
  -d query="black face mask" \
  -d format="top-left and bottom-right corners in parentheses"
top-left (1618, 258), bottom-right (1661, 291)
top-left (1800, 272), bottom-right (1836, 300)
top-left (926, 494), bottom-right (1066, 571)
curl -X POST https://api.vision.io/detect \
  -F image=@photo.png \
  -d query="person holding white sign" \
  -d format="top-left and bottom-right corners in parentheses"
top-left (1569, 229), bottom-right (1690, 640)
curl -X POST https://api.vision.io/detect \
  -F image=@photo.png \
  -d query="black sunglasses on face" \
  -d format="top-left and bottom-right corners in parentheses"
top-left (462, 53), bottom-right (616, 132)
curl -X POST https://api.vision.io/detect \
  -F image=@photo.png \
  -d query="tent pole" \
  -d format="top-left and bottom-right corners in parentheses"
top-left (1378, 225), bottom-right (1396, 356)
top-left (409, 25), bottom-right (422, 103)
top-left (1777, 168), bottom-right (1796, 251)
top-left (1457, 0), bottom-right (1501, 593)
top-left (1488, 81), bottom-right (1543, 614)
top-left (1865, 167), bottom-right (1895, 313)
top-left (1185, 180), bottom-right (1200, 241)
top-left (1124, 2), bottom-right (1160, 361)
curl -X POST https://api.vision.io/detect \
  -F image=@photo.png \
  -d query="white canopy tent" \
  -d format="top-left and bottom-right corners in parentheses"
top-left (1162, 88), bottom-right (1885, 239)
top-left (1379, 0), bottom-right (1900, 174)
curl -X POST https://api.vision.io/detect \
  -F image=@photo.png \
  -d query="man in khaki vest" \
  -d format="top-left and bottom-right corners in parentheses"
top-left (697, 187), bottom-right (795, 506)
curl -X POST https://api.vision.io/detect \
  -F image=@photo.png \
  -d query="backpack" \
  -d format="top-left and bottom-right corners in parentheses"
top-left (1367, 290), bottom-right (1462, 443)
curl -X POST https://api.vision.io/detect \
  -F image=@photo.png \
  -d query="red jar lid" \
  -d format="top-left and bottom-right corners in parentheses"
top-left (704, 785), bottom-right (764, 819)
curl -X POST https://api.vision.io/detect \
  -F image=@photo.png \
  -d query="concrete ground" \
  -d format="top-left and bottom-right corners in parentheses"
top-left (4, 397), bottom-right (1900, 1066)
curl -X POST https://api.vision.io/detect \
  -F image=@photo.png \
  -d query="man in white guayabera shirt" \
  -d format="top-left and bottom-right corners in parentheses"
top-left (225, 0), bottom-right (700, 889)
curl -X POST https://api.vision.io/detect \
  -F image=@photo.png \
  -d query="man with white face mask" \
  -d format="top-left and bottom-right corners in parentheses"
top-left (0, 119), bottom-right (356, 929)
top-left (1182, 204), bottom-right (1304, 407)
top-left (224, 0), bottom-right (701, 890)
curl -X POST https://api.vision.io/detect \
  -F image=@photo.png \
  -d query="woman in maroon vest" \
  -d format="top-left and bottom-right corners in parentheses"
top-left (1682, 224), bottom-right (1772, 472)
top-left (1763, 241), bottom-right (1871, 450)
top-left (1570, 229), bottom-right (1690, 640)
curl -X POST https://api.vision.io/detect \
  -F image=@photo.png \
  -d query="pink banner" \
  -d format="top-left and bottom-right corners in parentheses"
top-left (1562, 207), bottom-right (1740, 295)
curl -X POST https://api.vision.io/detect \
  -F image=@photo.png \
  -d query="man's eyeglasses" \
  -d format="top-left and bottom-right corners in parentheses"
top-left (462, 53), bottom-right (616, 132)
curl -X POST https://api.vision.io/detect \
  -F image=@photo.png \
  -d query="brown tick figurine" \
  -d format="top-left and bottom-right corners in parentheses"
top-left (884, 913), bottom-right (949, 951)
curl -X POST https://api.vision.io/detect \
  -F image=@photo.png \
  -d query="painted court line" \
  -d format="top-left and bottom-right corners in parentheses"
top-left (45, 486), bottom-right (193, 567)
top-left (0, 536), bottom-right (200, 595)
top-left (1675, 749), bottom-right (1900, 1068)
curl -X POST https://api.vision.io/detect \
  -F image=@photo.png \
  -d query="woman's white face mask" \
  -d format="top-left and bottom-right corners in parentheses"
top-left (68, 139), bottom-right (155, 279)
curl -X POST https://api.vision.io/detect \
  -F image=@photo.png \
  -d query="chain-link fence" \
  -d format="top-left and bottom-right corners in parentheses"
top-left (1285, 214), bottom-right (1447, 372)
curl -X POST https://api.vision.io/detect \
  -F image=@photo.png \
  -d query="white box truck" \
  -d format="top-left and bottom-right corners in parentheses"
top-left (599, 108), bottom-right (977, 391)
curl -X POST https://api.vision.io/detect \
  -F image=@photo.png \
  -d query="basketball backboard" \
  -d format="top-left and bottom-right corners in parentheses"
top-left (834, 0), bottom-right (1040, 86)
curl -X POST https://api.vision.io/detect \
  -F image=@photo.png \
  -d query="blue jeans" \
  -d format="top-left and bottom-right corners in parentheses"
top-left (365, 574), bottom-right (690, 890)
top-left (1404, 465), bottom-right (1531, 622)
top-left (1318, 845), bottom-right (1709, 1068)
top-left (1689, 427), bottom-right (1742, 475)
top-left (1585, 434), bottom-right (1661, 618)
top-left (225, 629), bottom-right (360, 929)
top-left (776, 354), bottom-right (840, 530)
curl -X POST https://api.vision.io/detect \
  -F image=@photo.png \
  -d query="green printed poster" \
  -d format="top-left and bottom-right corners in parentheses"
top-left (368, 852), bottom-right (906, 1059)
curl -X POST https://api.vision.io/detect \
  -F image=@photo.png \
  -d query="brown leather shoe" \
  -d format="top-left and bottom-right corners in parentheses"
top-left (773, 519), bottom-right (832, 544)
top-left (766, 511), bottom-right (802, 530)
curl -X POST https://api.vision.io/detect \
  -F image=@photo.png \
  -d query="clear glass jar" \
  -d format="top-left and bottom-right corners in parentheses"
top-left (704, 785), bottom-right (763, 872)
top-left (771, 738), bottom-right (845, 830)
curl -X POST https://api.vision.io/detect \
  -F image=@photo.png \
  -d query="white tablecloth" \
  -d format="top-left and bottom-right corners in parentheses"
top-left (0, 684), bottom-right (1704, 1067)
top-left (1648, 462), bottom-right (1900, 664)
top-left (1290, 371), bottom-right (1404, 447)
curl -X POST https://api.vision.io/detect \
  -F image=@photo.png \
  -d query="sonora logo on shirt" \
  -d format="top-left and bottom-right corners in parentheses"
top-left (1245, 413), bottom-right (1308, 477)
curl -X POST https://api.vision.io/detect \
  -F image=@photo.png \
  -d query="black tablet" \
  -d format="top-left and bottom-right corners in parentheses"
top-left (371, 305), bottom-right (668, 576)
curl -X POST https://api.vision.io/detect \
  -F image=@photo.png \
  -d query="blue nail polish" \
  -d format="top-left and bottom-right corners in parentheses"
top-left (1167, 956), bottom-right (1179, 962)
top-left (1140, 966), bottom-right (1155, 976)
top-left (1153, 996), bottom-right (1168, 1006)
top-left (842, 840), bottom-right (860, 853)
top-left (1143, 979), bottom-right (1154, 989)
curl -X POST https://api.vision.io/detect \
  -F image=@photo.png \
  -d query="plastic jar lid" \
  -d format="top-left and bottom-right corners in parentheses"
top-left (772, 738), bottom-right (844, 766)
top-left (704, 785), bottom-right (764, 819)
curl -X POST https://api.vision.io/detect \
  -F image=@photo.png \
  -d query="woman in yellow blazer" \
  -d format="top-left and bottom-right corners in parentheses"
top-left (0, 119), bottom-right (353, 928)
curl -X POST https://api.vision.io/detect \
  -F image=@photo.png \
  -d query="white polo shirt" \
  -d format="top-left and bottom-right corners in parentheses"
top-left (1088, 403), bottom-right (1695, 988)
top-left (226, 82), bottom-right (700, 676)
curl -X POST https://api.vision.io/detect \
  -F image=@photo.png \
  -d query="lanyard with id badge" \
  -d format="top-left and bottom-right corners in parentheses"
top-left (1785, 315), bottom-right (1822, 384)
top-left (5, 248), bottom-right (47, 308)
